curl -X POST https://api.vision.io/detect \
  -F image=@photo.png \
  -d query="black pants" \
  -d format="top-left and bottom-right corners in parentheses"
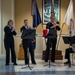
top-left (45, 38), bottom-right (57, 62)
top-left (22, 39), bottom-right (35, 64)
top-left (4, 40), bottom-right (16, 64)
top-left (65, 48), bottom-right (74, 62)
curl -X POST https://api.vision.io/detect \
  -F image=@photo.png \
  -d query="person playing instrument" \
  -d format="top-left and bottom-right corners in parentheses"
top-left (4, 20), bottom-right (17, 66)
top-left (64, 43), bottom-right (75, 65)
top-left (45, 13), bottom-right (60, 63)
top-left (20, 19), bottom-right (36, 65)
top-left (64, 18), bottom-right (75, 65)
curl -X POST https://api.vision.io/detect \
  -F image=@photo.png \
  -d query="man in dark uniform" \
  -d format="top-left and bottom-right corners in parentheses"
top-left (4, 20), bottom-right (17, 66)
top-left (20, 19), bottom-right (36, 65)
top-left (45, 14), bottom-right (60, 63)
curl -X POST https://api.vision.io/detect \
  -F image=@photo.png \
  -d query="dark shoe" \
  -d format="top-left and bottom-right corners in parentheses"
top-left (64, 61), bottom-right (69, 65)
top-left (69, 61), bottom-right (71, 67)
top-left (25, 63), bottom-right (28, 65)
top-left (45, 60), bottom-right (48, 62)
top-left (13, 63), bottom-right (17, 65)
top-left (32, 62), bottom-right (36, 64)
top-left (32, 61), bottom-right (36, 64)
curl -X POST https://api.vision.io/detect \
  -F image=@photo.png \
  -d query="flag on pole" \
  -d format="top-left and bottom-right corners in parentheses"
top-left (32, 0), bottom-right (41, 49)
top-left (63, 0), bottom-right (74, 36)
top-left (32, 0), bottom-right (41, 27)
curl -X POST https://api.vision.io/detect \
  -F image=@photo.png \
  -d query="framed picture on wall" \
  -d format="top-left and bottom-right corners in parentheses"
top-left (42, 0), bottom-right (60, 24)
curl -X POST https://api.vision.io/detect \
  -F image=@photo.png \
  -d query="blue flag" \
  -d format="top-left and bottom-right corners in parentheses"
top-left (32, 0), bottom-right (41, 49)
top-left (32, 0), bottom-right (41, 27)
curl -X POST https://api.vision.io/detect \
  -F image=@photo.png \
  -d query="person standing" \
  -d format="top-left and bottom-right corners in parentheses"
top-left (20, 19), bottom-right (36, 65)
top-left (4, 20), bottom-right (17, 66)
top-left (45, 14), bottom-right (60, 63)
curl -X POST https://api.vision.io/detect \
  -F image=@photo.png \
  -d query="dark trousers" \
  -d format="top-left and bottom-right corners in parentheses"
top-left (4, 40), bottom-right (16, 64)
top-left (65, 48), bottom-right (74, 62)
top-left (22, 39), bottom-right (35, 64)
top-left (45, 38), bottom-right (57, 62)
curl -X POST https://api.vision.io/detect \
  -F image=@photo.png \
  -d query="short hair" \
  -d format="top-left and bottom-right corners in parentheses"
top-left (8, 19), bottom-right (13, 25)
top-left (24, 19), bottom-right (28, 23)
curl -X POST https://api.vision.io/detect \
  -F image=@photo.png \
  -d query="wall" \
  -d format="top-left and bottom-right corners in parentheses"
top-left (1, 0), bottom-right (14, 54)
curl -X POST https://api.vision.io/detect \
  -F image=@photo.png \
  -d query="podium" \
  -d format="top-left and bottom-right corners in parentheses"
top-left (62, 36), bottom-right (75, 67)
top-left (21, 29), bottom-right (36, 70)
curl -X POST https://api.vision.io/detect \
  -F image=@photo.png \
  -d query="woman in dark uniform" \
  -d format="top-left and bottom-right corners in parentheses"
top-left (4, 20), bottom-right (17, 66)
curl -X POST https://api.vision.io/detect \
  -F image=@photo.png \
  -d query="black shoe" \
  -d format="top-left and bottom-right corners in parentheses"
top-left (25, 63), bottom-right (28, 65)
top-left (32, 62), bottom-right (36, 64)
top-left (51, 61), bottom-right (55, 63)
top-left (64, 61), bottom-right (69, 65)
top-left (45, 60), bottom-right (48, 62)
top-left (32, 61), bottom-right (36, 64)
top-left (13, 63), bottom-right (17, 65)
top-left (69, 61), bottom-right (71, 67)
